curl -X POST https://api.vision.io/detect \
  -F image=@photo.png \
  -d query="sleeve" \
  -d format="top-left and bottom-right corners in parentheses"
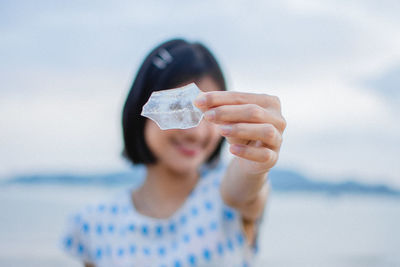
top-left (60, 211), bottom-right (94, 264)
top-left (246, 180), bottom-right (270, 253)
top-left (219, 175), bottom-right (270, 256)
top-left (219, 202), bottom-right (260, 266)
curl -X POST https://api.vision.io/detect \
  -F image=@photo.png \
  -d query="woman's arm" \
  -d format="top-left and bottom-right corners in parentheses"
top-left (220, 158), bottom-right (270, 244)
top-left (195, 91), bottom-right (286, 244)
top-left (221, 158), bottom-right (269, 221)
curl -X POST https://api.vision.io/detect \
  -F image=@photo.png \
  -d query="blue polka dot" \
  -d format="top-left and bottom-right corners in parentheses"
top-left (96, 248), bottom-right (102, 259)
top-left (191, 207), bottom-right (199, 216)
top-left (129, 244), bottom-right (136, 254)
top-left (179, 215), bottom-right (187, 225)
top-left (108, 224), bottom-right (114, 233)
top-left (227, 238), bottom-right (234, 251)
top-left (143, 247), bottom-right (151, 256)
top-left (169, 223), bottom-right (176, 233)
top-left (82, 223), bottom-right (89, 233)
top-left (64, 236), bottom-right (72, 248)
top-left (158, 246), bottom-right (166, 256)
top-left (217, 242), bottom-right (224, 255)
top-left (204, 201), bottom-right (213, 210)
top-left (74, 214), bottom-right (81, 223)
top-left (96, 224), bottom-right (103, 235)
top-left (213, 178), bottom-right (220, 187)
top-left (209, 221), bottom-right (218, 231)
top-left (202, 185), bottom-right (209, 193)
top-left (155, 225), bottom-right (163, 236)
top-left (111, 205), bottom-right (118, 214)
top-left (237, 233), bottom-right (244, 246)
top-left (203, 248), bottom-right (211, 261)
top-left (242, 261), bottom-right (249, 267)
top-left (98, 204), bottom-right (105, 212)
top-left (183, 233), bottom-right (190, 243)
top-left (118, 248), bottom-right (124, 257)
top-left (223, 209), bottom-right (235, 221)
top-left (128, 223), bottom-right (135, 232)
top-left (77, 243), bottom-right (84, 254)
top-left (199, 167), bottom-right (208, 177)
top-left (174, 260), bottom-right (182, 267)
top-left (196, 227), bottom-right (204, 237)
top-left (171, 241), bottom-right (178, 250)
top-left (141, 225), bottom-right (149, 236)
top-left (188, 254), bottom-right (196, 266)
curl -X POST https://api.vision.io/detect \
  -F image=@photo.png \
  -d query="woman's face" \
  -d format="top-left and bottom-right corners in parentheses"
top-left (144, 76), bottom-right (222, 174)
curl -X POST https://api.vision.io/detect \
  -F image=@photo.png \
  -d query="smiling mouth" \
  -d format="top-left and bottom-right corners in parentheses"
top-left (171, 138), bottom-right (205, 157)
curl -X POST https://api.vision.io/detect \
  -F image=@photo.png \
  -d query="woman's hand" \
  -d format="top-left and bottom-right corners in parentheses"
top-left (194, 91), bottom-right (286, 175)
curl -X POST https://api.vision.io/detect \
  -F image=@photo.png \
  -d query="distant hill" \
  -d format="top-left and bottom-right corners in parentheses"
top-left (268, 169), bottom-right (400, 196)
top-left (2, 166), bottom-right (400, 197)
top-left (2, 167), bottom-right (146, 187)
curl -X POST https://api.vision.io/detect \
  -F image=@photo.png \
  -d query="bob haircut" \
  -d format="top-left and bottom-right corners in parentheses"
top-left (122, 38), bottom-right (227, 166)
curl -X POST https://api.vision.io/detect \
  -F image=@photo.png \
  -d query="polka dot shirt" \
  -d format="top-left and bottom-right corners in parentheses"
top-left (61, 165), bottom-right (258, 267)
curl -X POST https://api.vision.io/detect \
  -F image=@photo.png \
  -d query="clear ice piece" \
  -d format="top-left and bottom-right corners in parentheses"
top-left (141, 83), bottom-right (204, 130)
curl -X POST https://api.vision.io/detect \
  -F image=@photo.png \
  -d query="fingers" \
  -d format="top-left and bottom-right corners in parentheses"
top-left (203, 104), bottom-right (286, 133)
top-left (193, 90), bottom-right (286, 167)
top-left (204, 104), bottom-right (267, 123)
top-left (230, 144), bottom-right (278, 164)
top-left (194, 91), bottom-right (281, 111)
top-left (219, 123), bottom-right (282, 150)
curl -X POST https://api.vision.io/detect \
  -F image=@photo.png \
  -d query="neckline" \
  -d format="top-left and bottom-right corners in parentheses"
top-left (127, 168), bottom-right (211, 224)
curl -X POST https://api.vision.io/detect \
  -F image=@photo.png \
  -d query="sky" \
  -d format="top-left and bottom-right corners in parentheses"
top-left (1, 0), bottom-right (399, 188)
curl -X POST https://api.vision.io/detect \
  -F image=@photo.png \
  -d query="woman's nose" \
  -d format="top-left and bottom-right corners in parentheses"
top-left (183, 118), bottom-right (211, 139)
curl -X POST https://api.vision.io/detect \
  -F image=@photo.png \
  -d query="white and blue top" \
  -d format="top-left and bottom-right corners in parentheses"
top-left (61, 165), bottom-right (259, 267)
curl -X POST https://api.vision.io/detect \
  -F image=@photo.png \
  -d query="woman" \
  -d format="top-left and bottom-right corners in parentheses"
top-left (62, 38), bottom-right (286, 267)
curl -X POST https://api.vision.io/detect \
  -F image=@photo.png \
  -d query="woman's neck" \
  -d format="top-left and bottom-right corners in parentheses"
top-left (132, 163), bottom-right (199, 219)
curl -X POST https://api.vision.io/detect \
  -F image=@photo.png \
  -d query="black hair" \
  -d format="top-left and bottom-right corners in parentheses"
top-left (122, 38), bottom-right (227, 166)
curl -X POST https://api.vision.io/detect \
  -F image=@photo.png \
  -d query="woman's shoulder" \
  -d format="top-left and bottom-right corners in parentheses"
top-left (62, 190), bottom-right (134, 239)
top-left (71, 189), bottom-right (135, 224)
top-left (61, 189), bottom-right (138, 260)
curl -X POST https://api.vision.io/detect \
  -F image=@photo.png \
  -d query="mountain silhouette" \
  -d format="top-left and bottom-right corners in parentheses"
top-left (3, 166), bottom-right (399, 197)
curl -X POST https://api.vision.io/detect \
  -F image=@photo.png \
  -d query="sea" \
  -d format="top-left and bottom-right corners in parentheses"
top-left (0, 184), bottom-right (399, 267)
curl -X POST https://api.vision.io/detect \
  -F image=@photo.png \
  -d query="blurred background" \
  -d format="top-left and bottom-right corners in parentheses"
top-left (1, 0), bottom-right (399, 266)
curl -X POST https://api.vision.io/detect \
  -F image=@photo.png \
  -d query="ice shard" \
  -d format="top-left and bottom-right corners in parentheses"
top-left (141, 83), bottom-right (204, 130)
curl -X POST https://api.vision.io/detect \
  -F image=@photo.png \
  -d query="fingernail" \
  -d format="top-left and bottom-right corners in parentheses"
top-left (194, 94), bottom-right (206, 107)
top-left (204, 110), bottom-right (215, 121)
top-left (219, 125), bottom-right (232, 135)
